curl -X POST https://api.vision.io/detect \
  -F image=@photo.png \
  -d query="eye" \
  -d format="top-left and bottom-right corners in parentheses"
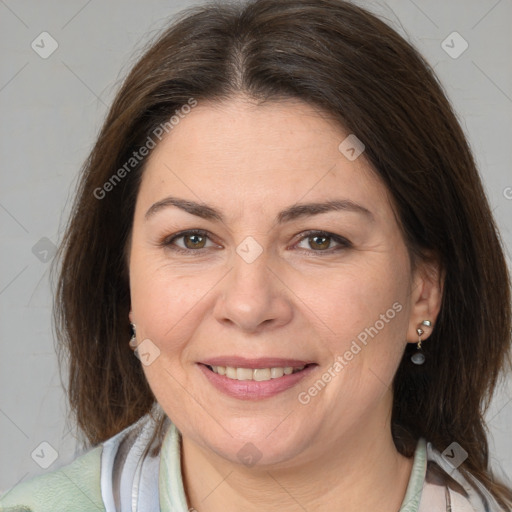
top-left (162, 230), bottom-right (217, 253)
top-left (295, 230), bottom-right (351, 253)
top-left (161, 229), bottom-right (351, 255)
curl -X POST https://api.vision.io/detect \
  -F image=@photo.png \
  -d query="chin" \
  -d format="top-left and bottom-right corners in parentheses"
top-left (190, 416), bottom-right (318, 469)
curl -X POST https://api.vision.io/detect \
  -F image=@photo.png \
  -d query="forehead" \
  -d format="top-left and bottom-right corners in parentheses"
top-left (136, 98), bottom-right (391, 222)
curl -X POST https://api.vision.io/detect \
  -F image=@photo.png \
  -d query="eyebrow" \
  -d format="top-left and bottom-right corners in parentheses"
top-left (144, 196), bottom-right (374, 223)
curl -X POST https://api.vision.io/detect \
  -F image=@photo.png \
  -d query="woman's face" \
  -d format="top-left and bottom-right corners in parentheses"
top-left (129, 97), bottom-right (438, 468)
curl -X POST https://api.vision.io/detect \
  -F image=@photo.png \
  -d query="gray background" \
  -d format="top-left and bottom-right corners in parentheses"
top-left (1, 0), bottom-right (511, 491)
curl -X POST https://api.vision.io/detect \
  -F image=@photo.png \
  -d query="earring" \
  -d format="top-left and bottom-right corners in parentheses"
top-left (129, 323), bottom-right (137, 351)
top-left (411, 320), bottom-right (431, 365)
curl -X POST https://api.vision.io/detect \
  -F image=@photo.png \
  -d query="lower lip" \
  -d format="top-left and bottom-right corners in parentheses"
top-left (197, 363), bottom-right (317, 400)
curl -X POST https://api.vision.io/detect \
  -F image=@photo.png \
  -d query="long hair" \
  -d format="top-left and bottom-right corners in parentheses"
top-left (53, 0), bottom-right (512, 507)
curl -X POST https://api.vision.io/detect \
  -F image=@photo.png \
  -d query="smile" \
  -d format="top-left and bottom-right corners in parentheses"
top-left (198, 361), bottom-right (318, 400)
top-left (206, 364), bottom-right (309, 381)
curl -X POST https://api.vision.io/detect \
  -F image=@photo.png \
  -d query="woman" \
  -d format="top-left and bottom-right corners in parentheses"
top-left (1, 0), bottom-right (511, 510)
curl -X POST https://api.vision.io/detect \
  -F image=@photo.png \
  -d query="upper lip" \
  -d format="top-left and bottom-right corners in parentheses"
top-left (200, 356), bottom-right (316, 368)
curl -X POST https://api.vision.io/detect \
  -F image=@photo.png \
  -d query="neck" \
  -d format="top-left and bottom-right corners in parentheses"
top-left (180, 406), bottom-right (414, 511)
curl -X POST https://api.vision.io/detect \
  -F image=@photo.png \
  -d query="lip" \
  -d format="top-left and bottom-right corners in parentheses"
top-left (197, 362), bottom-right (318, 400)
top-left (200, 356), bottom-right (315, 368)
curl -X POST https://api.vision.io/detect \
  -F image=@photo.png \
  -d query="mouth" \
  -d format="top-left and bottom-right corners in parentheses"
top-left (202, 363), bottom-right (315, 381)
top-left (197, 358), bottom-right (319, 400)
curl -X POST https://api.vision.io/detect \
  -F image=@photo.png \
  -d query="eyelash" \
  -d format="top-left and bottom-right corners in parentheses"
top-left (160, 229), bottom-right (352, 256)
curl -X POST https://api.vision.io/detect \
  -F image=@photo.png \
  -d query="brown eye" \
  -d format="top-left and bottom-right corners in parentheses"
top-left (163, 230), bottom-right (216, 252)
top-left (295, 231), bottom-right (352, 253)
top-left (183, 233), bottom-right (207, 249)
top-left (308, 234), bottom-right (331, 250)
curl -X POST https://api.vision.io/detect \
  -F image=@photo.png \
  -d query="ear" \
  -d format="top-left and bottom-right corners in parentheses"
top-left (129, 309), bottom-right (133, 324)
top-left (406, 257), bottom-right (444, 343)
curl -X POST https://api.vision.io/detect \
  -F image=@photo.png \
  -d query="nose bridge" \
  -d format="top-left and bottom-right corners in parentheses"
top-left (228, 233), bottom-right (272, 291)
top-left (213, 240), bottom-right (292, 331)
top-left (229, 245), bottom-right (274, 305)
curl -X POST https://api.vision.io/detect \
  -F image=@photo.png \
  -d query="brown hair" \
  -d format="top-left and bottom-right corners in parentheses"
top-left (53, 0), bottom-right (512, 506)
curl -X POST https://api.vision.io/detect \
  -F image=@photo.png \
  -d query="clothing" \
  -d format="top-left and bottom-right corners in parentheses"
top-left (0, 412), bottom-right (505, 511)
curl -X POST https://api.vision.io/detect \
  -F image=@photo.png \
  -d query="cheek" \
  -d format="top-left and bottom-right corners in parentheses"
top-left (296, 261), bottom-right (410, 426)
top-left (129, 254), bottom-right (223, 351)
top-left (305, 254), bottom-right (411, 380)
top-left (307, 258), bottom-right (408, 335)
top-left (129, 259), bottom-right (217, 414)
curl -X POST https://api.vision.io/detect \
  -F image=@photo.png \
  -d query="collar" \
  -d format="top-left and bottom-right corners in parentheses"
top-left (399, 438), bottom-right (428, 511)
top-left (159, 422), bottom-right (189, 511)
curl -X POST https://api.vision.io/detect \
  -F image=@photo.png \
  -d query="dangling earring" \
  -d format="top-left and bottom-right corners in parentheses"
top-left (129, 323), bottom-right (137, 351)
top-left (411, 320), bottom-right (431, 365)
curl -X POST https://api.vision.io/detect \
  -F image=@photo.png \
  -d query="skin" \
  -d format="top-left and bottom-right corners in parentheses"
top-left (128, 96), bottom-right (442, 511)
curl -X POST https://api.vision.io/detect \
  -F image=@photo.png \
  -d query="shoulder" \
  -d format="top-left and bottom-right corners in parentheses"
top-left (0, 445), bottom-right (103, 512)
top-left (421, 440), bottom-right (508, 512)
top-left (0, 412), bottom-right (167, 512)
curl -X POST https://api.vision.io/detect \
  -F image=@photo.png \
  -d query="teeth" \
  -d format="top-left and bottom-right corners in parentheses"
top-left (236, 367), bottom-right (253, 380)
top-left (270, 367), bottom-right (284, 378)
top-left (209, 365), bottom-right (306, 381)
top-left (226, 366), bottom-right (237, 379)
top-left (253, 368), bottom-right (271, 381)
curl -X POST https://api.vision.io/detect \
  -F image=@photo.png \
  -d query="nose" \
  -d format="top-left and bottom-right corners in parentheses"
top-left (213, 249), bottom-right (294, 333)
